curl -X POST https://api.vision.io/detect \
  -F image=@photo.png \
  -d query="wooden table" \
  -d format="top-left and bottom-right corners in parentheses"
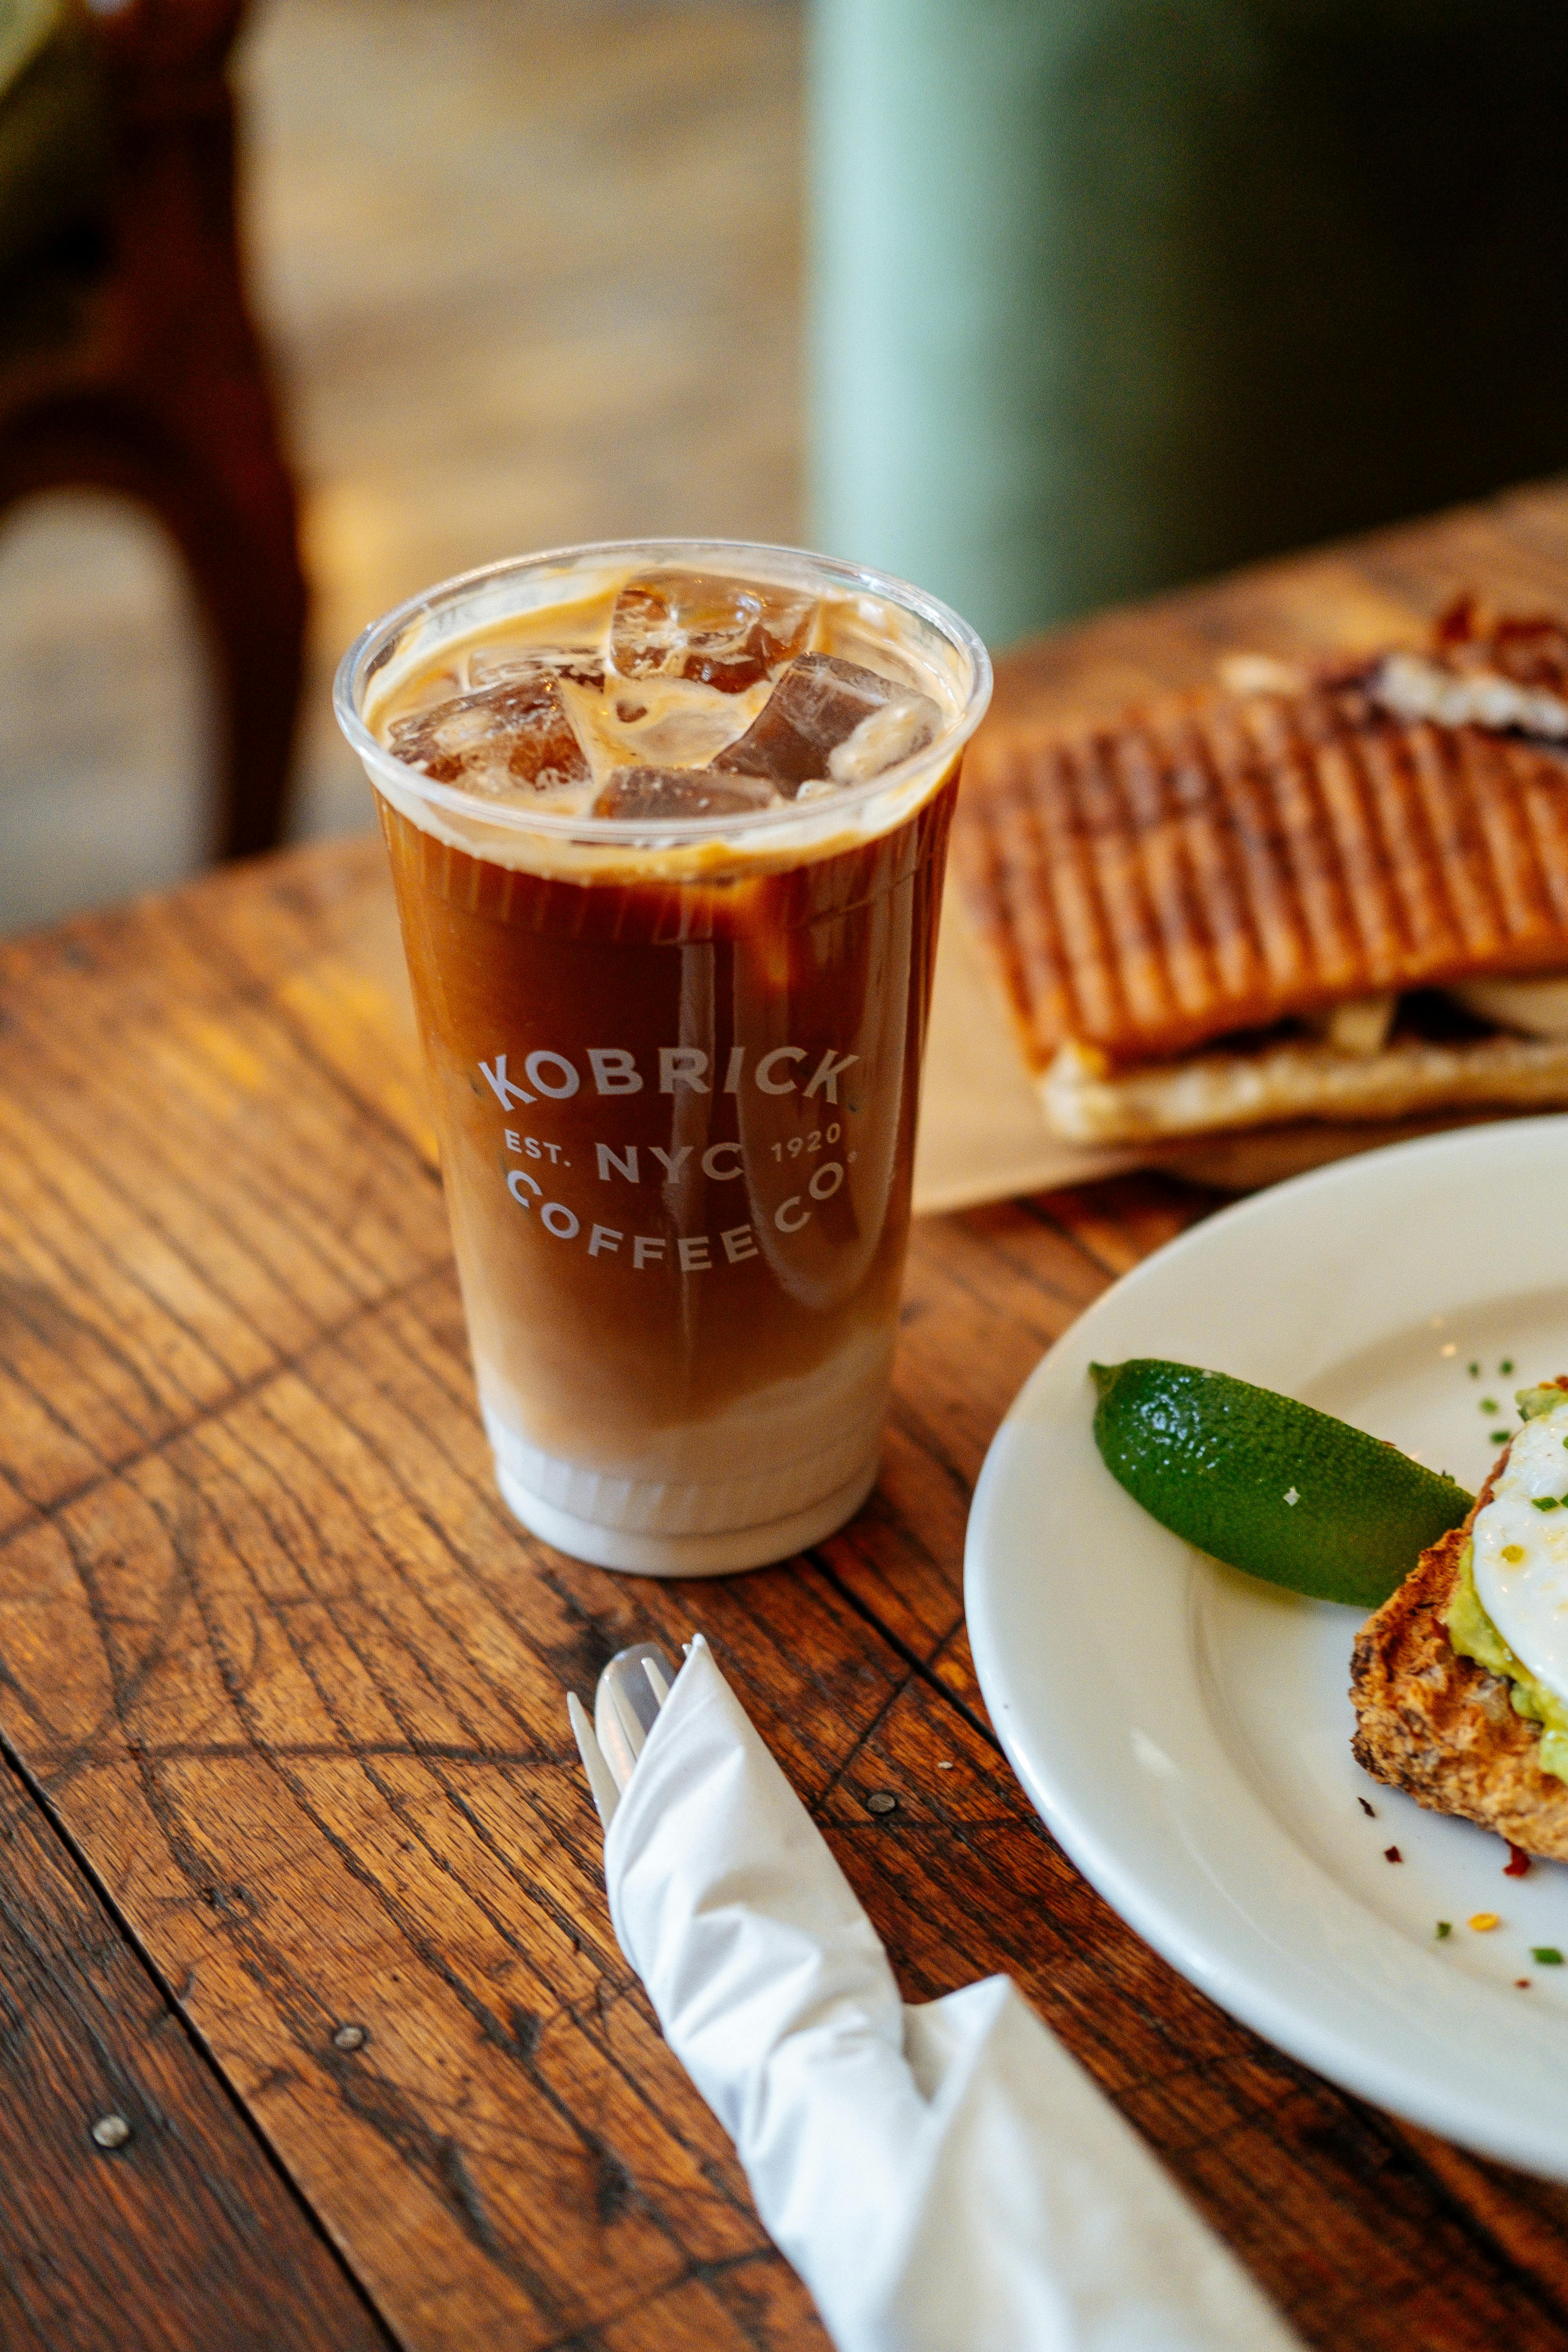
top-left (7, 483), bottom-right (1568, 2352)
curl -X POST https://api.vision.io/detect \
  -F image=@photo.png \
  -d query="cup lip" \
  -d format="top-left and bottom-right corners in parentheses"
top-left (332, 536), bottom-right (993, 847)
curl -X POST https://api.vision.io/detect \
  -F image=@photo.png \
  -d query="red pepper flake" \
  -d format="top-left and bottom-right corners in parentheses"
top-left (1383, 1846), bottom-right (1402, 1864)
top-left (1517, 1979), bottom-right (1532, 1990)
top-left (1504, 1843), bottom-right (1532, 1877)
top-left (1358, 1797), bottom-right (1377, 1818)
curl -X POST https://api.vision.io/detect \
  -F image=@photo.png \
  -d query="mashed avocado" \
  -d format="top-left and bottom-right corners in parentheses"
top-left (1446, 1539), bottom-right (1568, 1786)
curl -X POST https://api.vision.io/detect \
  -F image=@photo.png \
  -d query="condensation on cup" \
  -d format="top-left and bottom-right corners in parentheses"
top-left (335, 541), bottom-right (992, 1573)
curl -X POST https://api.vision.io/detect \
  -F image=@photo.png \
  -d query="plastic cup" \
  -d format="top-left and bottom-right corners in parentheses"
top-left (335, 539), bottom-right (990, 1573)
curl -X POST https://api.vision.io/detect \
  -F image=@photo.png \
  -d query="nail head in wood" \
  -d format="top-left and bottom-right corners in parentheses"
top-left (865, 1791), bottom-right (897, 1816)
top-left (91, 2114), bottom-right (131, 2149)
top-left (332, 2024), bottom-right (368, 2051)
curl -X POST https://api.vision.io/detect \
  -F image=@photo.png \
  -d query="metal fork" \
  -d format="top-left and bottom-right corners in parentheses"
top-left (568, 1641), bottom-right (679, 1829)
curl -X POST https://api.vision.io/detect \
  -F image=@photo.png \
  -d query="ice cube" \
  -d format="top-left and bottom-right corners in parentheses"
top-left (711, 653), bottom-right (939, 797)
top-left (389, 671), bottom-right (591, 797)
top-left (593, 767), bottom-right (776, 822)
top-left (468, 646), bottom-right (604, 692)
top-left (610, 570), bottom-right (814, 694)
top-left (608, 701), bottom-right (753, 770)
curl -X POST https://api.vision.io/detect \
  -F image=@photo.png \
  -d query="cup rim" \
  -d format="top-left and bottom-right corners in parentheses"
top-left (332, 536), bottom-right (993, 847)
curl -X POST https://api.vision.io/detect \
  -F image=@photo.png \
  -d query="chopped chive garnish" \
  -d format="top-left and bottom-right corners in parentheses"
top-left (1532, 1496), bottom-right (1560, 1512)
top-left (1533, 1947), bottom-right (1564, 1965)
top-left (1501, 1359), bottom-right (1515, 1375)
top-left (1481, 1399), bottom-right (1499, 1414)
top-left (1492, 1432), bottom-right (1512, 1444)
top-left (1469, 1361), bottom-right (1481, 1376)
top-left (1436, 1920), bottom-right (1452, 1939)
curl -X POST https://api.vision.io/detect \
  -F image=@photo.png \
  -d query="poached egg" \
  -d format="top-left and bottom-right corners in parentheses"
top-left (1472, 1394), bottom-right (1568, 1705)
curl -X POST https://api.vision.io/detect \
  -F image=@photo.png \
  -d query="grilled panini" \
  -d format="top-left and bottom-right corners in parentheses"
top-left (956, 601), bottom-right (1568, 1143)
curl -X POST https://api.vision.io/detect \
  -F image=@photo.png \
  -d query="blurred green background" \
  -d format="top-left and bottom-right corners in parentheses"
top-left (812, 0), bottom-right (1568, 643)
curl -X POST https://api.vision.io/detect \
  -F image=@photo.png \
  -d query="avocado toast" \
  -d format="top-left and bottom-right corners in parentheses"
top-left (1352, 1376), bottom-right (1568, 1857)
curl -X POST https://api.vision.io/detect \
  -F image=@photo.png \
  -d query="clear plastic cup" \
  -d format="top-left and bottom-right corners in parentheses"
top-left (336, 539), bottom-right (990, 1573)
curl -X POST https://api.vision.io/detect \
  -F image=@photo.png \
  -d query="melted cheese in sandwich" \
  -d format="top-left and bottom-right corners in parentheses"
top-left (1472, 1396), bottom-right (1568, 1709)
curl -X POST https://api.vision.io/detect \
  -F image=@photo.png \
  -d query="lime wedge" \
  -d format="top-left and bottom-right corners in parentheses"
top-left (1090, 1358), bottom-right (1472, 1608)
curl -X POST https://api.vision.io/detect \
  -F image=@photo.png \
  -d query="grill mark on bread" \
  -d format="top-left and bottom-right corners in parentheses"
top-left (1316, 724), bottom-right (1407, 979)
top-left (1055, 737), bottom-right (1133, 1043)
top-left (1522, 744), bottom-right (1568, 928)
top-left (1460, 727), bottom-right (1538, 948)
top-left (957, 676), bottom-right (1568, 1068)
top-left (1357, 726), bottom-right (1438, 965)
top-left (1082, 731), bottom-right (1174, 1036)
top-left (1171, 710), bottom-right (1259, 1009)
top-left (1204, 697), bottom-right (1310, 998)
top-left (1410, 724), bottom-right (1505, 959)
top-left (1245, 695), bottom-right (1362, 993)
top-left (1181, 705), bottom-right (1295, 1009)
top-left (1334, 721), bottom-right (1416, 971)
top-left (1011, 746), bottom-right (1081, 1047)
top-left (985, 744), bottom-right (1050, 1044)
top-left (1492, 732), bottom-right (1568, 938)
top-left (1117, 723), bottom-right (1218, 1025)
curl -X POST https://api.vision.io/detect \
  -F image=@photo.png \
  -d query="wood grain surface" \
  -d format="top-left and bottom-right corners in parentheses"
top-left (0, 1748), bottom-right (392, 2352)
top-left (5, 481), bottom-right (1568, 2348)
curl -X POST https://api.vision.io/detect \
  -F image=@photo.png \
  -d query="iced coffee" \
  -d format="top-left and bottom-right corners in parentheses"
top-left (336, 543), bottom-right (990, 1573)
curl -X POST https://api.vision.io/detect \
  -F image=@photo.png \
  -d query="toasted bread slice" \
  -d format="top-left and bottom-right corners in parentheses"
top-left (956, 668), bottom-right (1568, 1073)
top-left (1350, 1389), bottom-right (1568, 1858)
top-left (1042, 1026), bottom-right (1568, 1144)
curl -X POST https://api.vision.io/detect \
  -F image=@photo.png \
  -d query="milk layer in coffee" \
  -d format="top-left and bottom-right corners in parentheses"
top-left (346, 546), bottom-right (987, 1572)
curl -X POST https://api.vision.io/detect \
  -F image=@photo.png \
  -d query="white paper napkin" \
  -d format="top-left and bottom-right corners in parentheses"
top-left (601, 1637), bottom-right (1304, 2352)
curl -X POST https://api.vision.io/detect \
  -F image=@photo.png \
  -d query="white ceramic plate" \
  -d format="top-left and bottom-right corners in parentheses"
top-left (966, 1115), bottom-right (1568, 2177)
